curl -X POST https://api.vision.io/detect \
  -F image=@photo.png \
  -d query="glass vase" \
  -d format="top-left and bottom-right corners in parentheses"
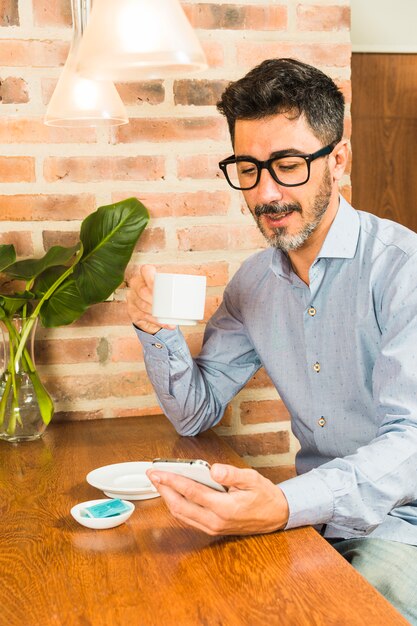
top-left (0, 316), bottom-right (52, 442)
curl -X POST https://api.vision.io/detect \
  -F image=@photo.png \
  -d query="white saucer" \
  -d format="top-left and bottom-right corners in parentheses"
top-left (86, 461), bottom-right (160, 500)
top-left (103, 489), bottom-right (161, 501)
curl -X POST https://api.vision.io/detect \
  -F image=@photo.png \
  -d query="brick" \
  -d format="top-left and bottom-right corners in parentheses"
top-left (218, 404), bottom-right (233, 427)
top-left (0, 77), bottom-right (28, 103)
top-left (42, 230), bottom-right (78, 250)
top-left (246, 367), bottom-right (275, 389)
top-left (240, 400), bottom-right (290, 425)
top-left (0, 194), bottom-right (96, 221)
top-left (0, 117), bottom-right (96, 143)
top-left (44, 370), bottom-right (154, 403)
top-left (41, 78), bottom-right (165, 107)
top-left (109, 406), bottom-right (165, 419)
top-left (134, 227), bottom-right (166, 253)
top-left (177, 225), bottom-right (226, 251)
top-left (53, 410), bottom-right (105, 422)
top-left (174, 79), bottom-right (230, 106)
top-left (0, 40), bottom-right (69, 67)
top-left (223, 431), bottom-right (290, 457)
top-left (112, 191), bottom-right (230, 218)
top-left (0, 231), bottom-right (33, 256)
top-left (183, 331), bottom-right (204, 357)
top-left (41, 78), bottom-right (57, 105)
top-left (177, 224), bottom-right (266, 252)
top-left (144, 262), bottom-right (228, 287)
top-left (0, 0), bottom-right (19, 26)
top-left (33, 0), bottom-right (72, 27)
top-left (112, 116), bottom-right (226, 143)
top-left (115, 81), bottom-right (165, 106)
top-left (177, 155), bottom-right (225, 180)
top-left (203, 294), bottom-right (223, 321)
top-left (72, 301), bottom-right (132, 327)
top-left (125, 262), bottom-right (228, 293)
top-left (201, 40), bottom-right (224, 68)
top-left (256, 465), bottom-right (297, 483)
top-left (0, 156), bottom-right (35, 182)
top-left (43, 224), bottom-right (154, 256)
top-left (236, 42), bottom-right (351, 70)
top-left (343, 115), bottom-right (352, 141)
top-left (182, 4), bottom-right (287, 31)
top-left (297, 5), bottom-right (350, 31)
top-left (43, 156), bottom-right (164, 183)
top-left (336, 79), bottom-right (351, 105)
top-left (36, 338), bottom-right (102, 365)
top-left (111, 336), bottom-right (143, 363)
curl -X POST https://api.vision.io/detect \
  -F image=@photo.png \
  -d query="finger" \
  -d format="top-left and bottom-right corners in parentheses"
top-left (147, 470), bottom-right (226, 507)
top-left (141, 264), bottom-right (157, 290)
top-left (210, 464), bottom-right (261, 490)
top-left (154, 482), bottom-right (226, 535)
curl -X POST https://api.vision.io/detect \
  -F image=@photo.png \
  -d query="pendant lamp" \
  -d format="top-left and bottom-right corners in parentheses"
top-left (44, 0), bottom-right (128, 127)
top-left (76, 0), bottom-right (208, 82)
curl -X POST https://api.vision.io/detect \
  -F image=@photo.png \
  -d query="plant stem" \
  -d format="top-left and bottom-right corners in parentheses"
top-left (0, 254), bottom-right (74, 432)
top-left (14, 246), bottom-right (83, 367)
top-left (0, 318), bottom-right (21, 429)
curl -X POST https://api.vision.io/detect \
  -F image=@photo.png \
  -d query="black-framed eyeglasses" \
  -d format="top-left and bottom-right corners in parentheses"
top-left (218, 142), bottom-right (336, 191)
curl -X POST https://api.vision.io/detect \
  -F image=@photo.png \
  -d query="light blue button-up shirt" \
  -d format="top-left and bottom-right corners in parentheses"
top-left (136, 197), bottom-right (417, 544)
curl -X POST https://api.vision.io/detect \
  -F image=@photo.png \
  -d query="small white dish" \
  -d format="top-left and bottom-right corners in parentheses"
top-left (71, 498), bottom-right (135, 529)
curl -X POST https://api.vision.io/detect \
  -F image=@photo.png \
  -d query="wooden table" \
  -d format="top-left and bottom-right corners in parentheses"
top-left (0, 416), bottom-right (407, 626)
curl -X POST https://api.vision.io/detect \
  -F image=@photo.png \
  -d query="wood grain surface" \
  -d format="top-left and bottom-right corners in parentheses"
top-left (0, 416), bottom-right (407, 626)
top-left (351, 53), bottom-right (417, 232)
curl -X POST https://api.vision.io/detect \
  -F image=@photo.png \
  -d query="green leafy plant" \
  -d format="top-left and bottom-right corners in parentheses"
top-left (0, 197), bottom-right (149, 436)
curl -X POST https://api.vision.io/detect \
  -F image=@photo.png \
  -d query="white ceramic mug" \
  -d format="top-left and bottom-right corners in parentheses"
top-left (152, 273), bottom-right (206, 326)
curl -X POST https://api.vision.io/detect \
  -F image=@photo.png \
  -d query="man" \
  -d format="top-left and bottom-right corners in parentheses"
top-left (127, 59), bottom-right (417, 622)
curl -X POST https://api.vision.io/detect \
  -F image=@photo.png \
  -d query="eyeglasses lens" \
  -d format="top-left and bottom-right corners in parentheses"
top-left (225, 156), bottom-right (309, 190)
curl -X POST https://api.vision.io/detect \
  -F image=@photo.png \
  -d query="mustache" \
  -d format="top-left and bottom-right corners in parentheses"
top-left (254, 201), bottom-right (302, 218)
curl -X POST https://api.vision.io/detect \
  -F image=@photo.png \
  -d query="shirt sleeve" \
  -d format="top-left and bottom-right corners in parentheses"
top-left (280, 253), bottom-right (417, 537)
top-left (135, 282), bottom-right (262, 435)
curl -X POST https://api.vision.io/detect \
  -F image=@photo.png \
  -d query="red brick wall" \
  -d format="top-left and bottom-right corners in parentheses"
top-left (0, 0), bottom-right (351, 482)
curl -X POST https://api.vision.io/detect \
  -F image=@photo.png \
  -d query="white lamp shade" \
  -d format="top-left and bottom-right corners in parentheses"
top-left (44, 53), bottom-right (128, 127)
top-left (76, 0), bottom-right (208, 81)
top-left (44, 0), bottom-right (128, 127)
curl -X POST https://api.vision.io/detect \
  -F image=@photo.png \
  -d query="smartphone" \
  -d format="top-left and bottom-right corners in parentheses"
top-left (151, 458), bottom-right (227, 492)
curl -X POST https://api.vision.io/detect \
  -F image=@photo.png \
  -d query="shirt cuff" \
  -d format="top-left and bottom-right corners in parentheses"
top-left (134, 325), bottom-right (182, 351)
top-left (279, 470), bottom-right (335, 529)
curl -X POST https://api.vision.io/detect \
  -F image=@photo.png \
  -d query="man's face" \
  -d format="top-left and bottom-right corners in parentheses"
top-left (234, 114), bottom-right (337, 253)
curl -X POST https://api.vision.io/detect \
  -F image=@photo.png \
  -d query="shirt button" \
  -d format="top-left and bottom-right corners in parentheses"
top-left (313, 362), bottom-right (321, 373)
top-left (154, 343), bottom-right (163, 349)
top-left (318, 416), bottom-right (326, 427)
top-left (308, 306), bottom-right (316, 316)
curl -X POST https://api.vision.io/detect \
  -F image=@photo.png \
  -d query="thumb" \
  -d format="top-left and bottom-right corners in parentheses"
top-left (210, 463), bottom-right (258, 490)
top-left (141, 264), bottom-right (157, 289)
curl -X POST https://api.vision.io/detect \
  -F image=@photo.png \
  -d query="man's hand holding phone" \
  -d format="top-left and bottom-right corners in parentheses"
top-left (146, 459), bottom-right (290, 536)
top-left (150, 459), bottom-right (227, 492)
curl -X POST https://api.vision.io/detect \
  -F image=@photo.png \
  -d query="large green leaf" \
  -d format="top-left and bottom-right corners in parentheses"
top-left (4, 244), bottom-right (80, 281)
top-left (73, 197), bottom-right (149, 305)
top-left (35, 266), bottom-right (87, 327)
top-left (0, 245), bottom-right (16, 272)
top-left (0, 292), bottom-right (34, 317)
top-left (40, 279), bottom-right (88, 327)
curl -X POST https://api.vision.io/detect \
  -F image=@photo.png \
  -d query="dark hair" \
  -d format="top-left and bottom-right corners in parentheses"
top-left (217, 58), bottom-right (345, 146)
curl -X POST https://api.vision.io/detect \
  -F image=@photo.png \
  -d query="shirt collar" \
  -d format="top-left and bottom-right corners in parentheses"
top-left (317, 195), bottom-right (359, 260)
top-left (270, 196), bottom-right (360, 280)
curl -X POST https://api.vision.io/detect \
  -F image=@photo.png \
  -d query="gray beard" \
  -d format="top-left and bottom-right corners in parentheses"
top-left (254, 169), bottom-right (333, 252)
